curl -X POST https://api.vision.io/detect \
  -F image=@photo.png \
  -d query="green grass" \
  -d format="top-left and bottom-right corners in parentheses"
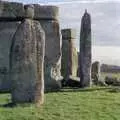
top-left (0, 87), bottom-right (120, 120)
top-left (101, 72), bottom-right (120, 79)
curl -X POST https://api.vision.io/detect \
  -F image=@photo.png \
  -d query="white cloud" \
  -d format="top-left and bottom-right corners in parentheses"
top-left (59, 2), bottom-right (120, 48)
top-left (92, 46), bottom-right (120, 65)
top-left (43, 0), bottom-right (120, 5)
top-left (4, 0), bottom-right (120, 4)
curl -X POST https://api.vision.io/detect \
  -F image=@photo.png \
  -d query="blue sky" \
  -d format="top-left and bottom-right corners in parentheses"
top-left (4, 0), bottom-right (120, 65)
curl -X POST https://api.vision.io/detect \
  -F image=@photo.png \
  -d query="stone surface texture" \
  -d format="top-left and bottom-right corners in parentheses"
top-left (79, 10), bottom-right (92, 87)
top-left (24, 5), bottom-right (34, 19)
top-left (40, 20), bottom-right (62, 91)
top-left (33, 4), bottom-right (59, 20)
top-left (92, 61), bottom-right (101, 85)
top-left (10, 19), bottom-right (45, 105)
top-left (0, 1), bottom-right (24, 20)
top-left (0, 22), bottom-right (20, 91)
top-left (0, 2), bottom-right (62, 93)
top-left (61, 29), bottom-right (78, 81)
top-left (37, 5), bottom-right (62, 91)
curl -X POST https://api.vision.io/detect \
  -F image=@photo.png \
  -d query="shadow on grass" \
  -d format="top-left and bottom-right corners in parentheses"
top-left (0, 102), bottom-right (16, 108)
top-left (45, 86), bottom-right (114, 94)
top-left (0, 87), bottom-right (119, 108)
top-left (61, 87), bottom-right (113, 92)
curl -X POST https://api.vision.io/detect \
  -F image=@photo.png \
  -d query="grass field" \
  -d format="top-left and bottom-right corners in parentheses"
top-left (101, 72), bottom-right (120, 80)
top-left (0, 87), bottom-right (120, 120)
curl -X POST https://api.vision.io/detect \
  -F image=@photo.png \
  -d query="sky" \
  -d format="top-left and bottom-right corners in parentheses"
top-left (3, 0), bottom-right (120, 65)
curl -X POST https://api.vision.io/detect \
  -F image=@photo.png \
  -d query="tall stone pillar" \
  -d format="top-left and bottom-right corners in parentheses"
top-left (61, 29), bottom-right (78, 80)
top-left (9, 4), bottom-right (45, 105)
top-left (33, 5), bottom-right (62, 91)
top-left (79, 10), bottom-right (92, 87)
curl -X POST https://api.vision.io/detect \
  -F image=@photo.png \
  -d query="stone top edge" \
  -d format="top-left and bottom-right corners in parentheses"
top-left (32, 4), bottom-right (59, 8)
top-left (25, 4), bottom-right (59, 20)
top-left (61, 29), bottom-right (76, 39)
top-left (0, 1), bottom-right (23, 4)
top-left (0, 1), bottom-right (59, 20)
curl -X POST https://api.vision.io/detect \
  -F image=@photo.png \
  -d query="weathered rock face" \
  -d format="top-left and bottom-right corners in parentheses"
top-left (92, 61), bottom-right (101, 84)
top-left (0, 2), bottom-right (61, 93)
top-left (77, 51), bottom-right (80, 77)
top-left (0, 22), bottom-right (20, 91)
top-left (0, 1), bottom-right (24, 21)
top-left (10, 19), bottom-right (45, 105)
top-left (24, 5), bottom-right (34, 19)
top-left (72, 47), bottom-right (78, 77)
top-left (33, 4), bottom-right (58, 20)
top-left (41, 20), bottom-right (62, 91)
top-left (33, 5), bottom-right (62, 91)
top-left (61, 29), bottom-right (78, 81)
top-left (79, 10), bottom-right (92, 87)
top-left (105, 76), bottom-right (120, 86)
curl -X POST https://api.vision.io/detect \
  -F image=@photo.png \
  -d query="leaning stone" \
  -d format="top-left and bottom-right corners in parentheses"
top-left (10, 19), bottom-right (45, 105)
top-left (0, 1), bottom-right (24, 21)
top-left (0, 22), bottom-right (20, 92)
top-left (33, 4), bottom-right (59, 20)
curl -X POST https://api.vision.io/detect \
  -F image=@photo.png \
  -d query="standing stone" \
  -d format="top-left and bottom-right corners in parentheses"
top-left (92, 61), bottom-right (101, 85)
top-left (0, 22), bottom-right (20, 92)
top-left (79, 10), bottom-right (92, 87)
top-left (72, 47), bottom-right (78, 77)
top-left (61, 29), bottom-right (78, 81)
top-left (10, 19), bottom-right (45, 105)
top-left (0, 1), bottom-right (24, 92)
top-left (33, 5), bottom-right (62, 91)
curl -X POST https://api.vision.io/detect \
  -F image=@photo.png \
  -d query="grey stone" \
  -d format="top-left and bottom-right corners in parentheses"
top-left (24, 5), bottom-right (34, 19)
top-left (61, 29), bottom-right (78, 81)
top-left (79, 10), bottom-right (92, 87)
top-left (62, 29), bottom-right (76, 39)
top-left (33, 4), bottom-right (59, 20)
top-left (92, 61), bottom-right (101, 85)
top-left (0, 22), bottom-right (20, 92)
top-left (10, 19), bottom-right (45, 105)
top-left (72, 47), bottom-right (78, 77)
top-left (40, 20), bottom-right (62, 91)
top-left (64, 76), bottom-right (80, 87)
top-left (0, 1), bottom-right (24, 21)
top-left (105, 76), bottom-right (120, 86)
